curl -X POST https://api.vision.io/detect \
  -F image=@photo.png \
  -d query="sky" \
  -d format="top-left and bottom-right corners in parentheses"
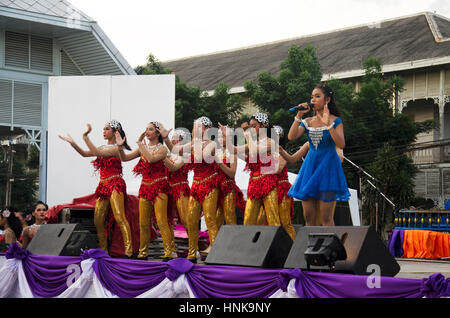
top-left (68, 0), bottom-right (450, 68)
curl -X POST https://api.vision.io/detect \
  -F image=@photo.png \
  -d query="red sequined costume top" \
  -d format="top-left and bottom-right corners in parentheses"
top-left (91, 156), bottom-right (126, 200)
top-left (133, 156), bottom-right (170, 203)
top-left (189, 151), bottom-right (220, 204)
top-left (167, 162), bottom-right (191, 200)
top-left (217, 156), bottom-right (246, 212)
top-left (245, 153), bottom-right (278, 201)
top-left (277, 166), bottom-right (294, 218)
top-left (0, 230), bottom-right (10, 252)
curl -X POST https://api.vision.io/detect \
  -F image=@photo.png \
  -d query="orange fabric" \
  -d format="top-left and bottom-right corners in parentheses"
top-left (402, 230), bottom-right (450, 259)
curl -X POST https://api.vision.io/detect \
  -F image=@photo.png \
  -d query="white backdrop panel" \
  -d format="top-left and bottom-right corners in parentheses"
top-left (47, 75), bottom-right (175, 206)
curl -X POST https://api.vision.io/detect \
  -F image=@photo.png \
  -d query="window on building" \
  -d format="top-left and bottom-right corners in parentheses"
top-left (4, 31), bottom-right (53, 73)
top-left (0, 79), bottom-right (42, 128)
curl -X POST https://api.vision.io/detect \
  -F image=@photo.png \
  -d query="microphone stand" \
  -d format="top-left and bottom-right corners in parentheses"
top-left (343, 156), bottom-right (396, 233)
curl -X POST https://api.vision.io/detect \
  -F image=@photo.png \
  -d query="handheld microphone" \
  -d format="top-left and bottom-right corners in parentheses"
top-left (289, 102), bottom-right (314, 112)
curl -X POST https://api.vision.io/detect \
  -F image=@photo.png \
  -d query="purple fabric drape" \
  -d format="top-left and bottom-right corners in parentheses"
top-left (278, 268), bottom-right (430, 298)
top-left (2, 244), bottom-right (449, 298)
top-left (387, 229), bottom-right (405, 258)
top-left (165, 258), bottom-right (195, 281)
top-left (6, 243), bottom-right (82, 297)
top-left (421, 273), bottom-right (450, 298)
top-left (184, 264), bottom-right (283, 298)
top-left (92, 256), bottom-right (168, 298)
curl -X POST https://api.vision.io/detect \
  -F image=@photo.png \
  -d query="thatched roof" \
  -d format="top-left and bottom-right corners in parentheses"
top-left (162, 12), bottom-right (450, 92)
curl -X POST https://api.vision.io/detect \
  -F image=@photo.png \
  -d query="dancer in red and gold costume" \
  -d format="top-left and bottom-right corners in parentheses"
top-left (59, 121), bottom-right (133, 257)
top-left (160, 118), bottom-right (220, 263)
top-left (215, 125), bottom-right (245, 231)
top-left (162, 129), bottom-right (191, 231)
top-left (238, 113), bottom-right (281, 228)
top-left (271, 125), bottom-right (296, 240)
top-left (115, 122), bottom-right (176, 261)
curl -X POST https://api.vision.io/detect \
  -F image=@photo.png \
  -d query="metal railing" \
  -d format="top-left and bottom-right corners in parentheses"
top-left (394, 209), bottom-right (450, 232)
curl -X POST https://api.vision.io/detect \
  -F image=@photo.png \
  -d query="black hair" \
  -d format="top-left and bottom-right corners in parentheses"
top-left (315, 84), bottom-right (341, 117)
top-left (249, 114), bottom-right (274, 139)
top-left (2, 206), bottom-right (23, 239)
top-left (249, 115), bottom-right (270, 128)
top-left (17, 210), bottom-right (33, 226)
top-left (112, 124), bottom-right (131, 151)
top-left (34, 201), bottom-right (48, 211)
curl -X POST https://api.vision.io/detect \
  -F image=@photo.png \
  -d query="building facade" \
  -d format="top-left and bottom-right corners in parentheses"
top-left (0, 1), bottom-right (135, 202)
top-left (163, 12), bottom-right (450, 206)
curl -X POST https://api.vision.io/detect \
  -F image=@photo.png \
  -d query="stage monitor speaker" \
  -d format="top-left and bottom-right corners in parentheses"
top-left (205, 225), bottom-right (293, 268)
top-left (27, 224), bottom-right (99, 256)
top-left (60, 208), bottom-right (97, 235)
top-left (283, 226), bottom-right (400, 277)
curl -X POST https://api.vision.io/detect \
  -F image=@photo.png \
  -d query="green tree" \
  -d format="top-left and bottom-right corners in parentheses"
top-left (201, 82), bottom-right (244, 127)
top-left (0, 148), bottom-right (38, 212)
top-left (136, 54), bottom-right (243, 130)
top-left (244, 45), bottom-right (323, 169)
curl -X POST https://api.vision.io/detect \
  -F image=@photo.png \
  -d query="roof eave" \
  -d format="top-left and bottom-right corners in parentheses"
top-left (216, 56), bottom-right (450, 96)
top-left (90, 23), bottom-right (136, 75)
top-left (0, 5), bottom-right (92, 31)
top-left (0, 6), bottom-right (136, 76)
top-left (323, 55), bottom-right (450, 80)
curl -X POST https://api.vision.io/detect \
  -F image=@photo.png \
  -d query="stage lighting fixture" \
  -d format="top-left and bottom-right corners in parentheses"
top-left (304, 233), bottom-right (347, 271)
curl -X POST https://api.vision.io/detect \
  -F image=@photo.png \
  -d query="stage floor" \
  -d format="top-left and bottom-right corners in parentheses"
top-left (395, 258), bottom-right (450, 279)
top-left (144, 254), bottom-right (450, 279)
top-left (146, 237), bottom-right (450, 279)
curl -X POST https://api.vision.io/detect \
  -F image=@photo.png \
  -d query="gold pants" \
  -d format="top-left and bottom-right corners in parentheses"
top-left (216, 190), bottom-right (237, 230)
top-left (244, 189), bottom-right (280, 226)
top-left (279, 197), bottom-right (296, 241)
top-left (256, 206), bottom-right (266, 225)
top-left (176, 194), bottom-right (190, 230)
top-left (138, 194), bottom-right (176, 258)
top-left (94, 191), bottom-right (133, 256)
top-left (186, 188), bottom-right (219, 259)
top-left (254, 196), bottom-right (296, 241)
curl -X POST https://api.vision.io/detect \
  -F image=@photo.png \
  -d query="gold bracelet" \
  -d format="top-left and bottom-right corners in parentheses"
top-left (294, 116), bottom-right (301, 123)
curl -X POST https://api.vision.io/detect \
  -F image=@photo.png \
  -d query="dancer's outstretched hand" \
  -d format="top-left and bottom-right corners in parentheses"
top-left (83, 124), bottom-right (92, 137)
top-left (193, 120), bottom-right (202, 139)
top-left (58, 134), bottom-right (74, 144)
top-left (115, 131), bottom-right (126, 146)
top-left (218, 122), bottom-right (230, 135)
top-left (156, 123), bottom-right (171, 139)
top-left (137, 131), bottom-right (147, 144)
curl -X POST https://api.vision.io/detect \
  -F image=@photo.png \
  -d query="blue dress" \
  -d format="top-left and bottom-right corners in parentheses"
top-left (288, 117), bottom-right (350, 202)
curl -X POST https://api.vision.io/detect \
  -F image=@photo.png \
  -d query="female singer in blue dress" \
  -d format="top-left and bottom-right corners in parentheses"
top-left (287, 84), bottom-right (350, 226)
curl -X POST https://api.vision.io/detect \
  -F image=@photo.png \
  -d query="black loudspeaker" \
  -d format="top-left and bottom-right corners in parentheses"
top-left (284, 226), bottom-right (400, 277)
top-left (205, 225), bottom-right (293, 268)
top-left (27, 224), bottom-right (99, 256)
top-left (60, 208), bottom-right (97, 236)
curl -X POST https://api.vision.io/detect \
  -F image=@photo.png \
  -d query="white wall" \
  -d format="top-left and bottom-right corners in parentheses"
top-left (47, 75), bottom-right (175, 206)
